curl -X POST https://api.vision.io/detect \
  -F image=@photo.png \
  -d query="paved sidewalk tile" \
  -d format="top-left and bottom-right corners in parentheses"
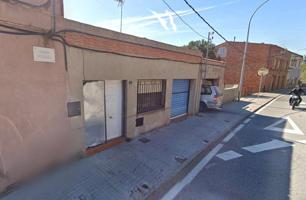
top-left (0, 93), bottom-right (280, 200)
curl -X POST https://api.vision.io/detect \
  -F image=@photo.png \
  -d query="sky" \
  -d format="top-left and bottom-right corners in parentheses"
top-left (63, 0), bottom-right (306, 55)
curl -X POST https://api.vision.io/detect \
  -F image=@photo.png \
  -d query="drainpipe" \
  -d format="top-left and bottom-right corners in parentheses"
top-left (51, 0), bottom-right (56, 33)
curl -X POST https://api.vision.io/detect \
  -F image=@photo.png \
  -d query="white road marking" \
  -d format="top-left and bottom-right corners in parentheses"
top-left (243, 139), bottom-right (293, 153)
top-left (222, 125), bottom-right (244, 143)
top-left (250, 114), bottom-right (256, 118)
top-left (264, 117), bottom-right (304, 135)
top-left (256, 95), bottom-right (283, 114)
top-left (297, 140), bottom-right (306, 144)
top-left (161, 144), bottom-right (223, 200)
top-left (243, 118), bottom-right (251, 124)
top-left (162, 95), bottom-right (286, 199)
top-left (216, 150), bottom-right (242, 161)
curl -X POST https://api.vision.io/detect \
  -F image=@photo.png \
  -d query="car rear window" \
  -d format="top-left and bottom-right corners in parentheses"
top-left (201, 86), bottom-right (212, 95)
top-left (212, 86), bottom-right (223, 96)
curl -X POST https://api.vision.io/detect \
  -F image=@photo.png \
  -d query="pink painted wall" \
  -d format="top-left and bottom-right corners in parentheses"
top-left (0, 35), bottom-right (82, 191)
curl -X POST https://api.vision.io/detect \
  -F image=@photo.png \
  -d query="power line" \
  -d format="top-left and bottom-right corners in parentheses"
top-left (183, 0), bottom-right (228, 42)
top-left (161, 0), bottom-right (207, 39)
top-left (183, 0), bottom-right (248, 57)
top-left (182, 0), bottom-right (264, 61)
top-left (4, 0), bottom-right (50, 8)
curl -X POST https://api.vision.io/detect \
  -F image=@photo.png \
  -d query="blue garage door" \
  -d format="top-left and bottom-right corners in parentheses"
top-left (171, 79), bottom-right (190, 118)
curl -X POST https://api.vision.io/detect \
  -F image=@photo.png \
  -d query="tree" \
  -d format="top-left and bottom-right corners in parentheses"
top-left (114, 0), bottom-right (125, 32)
top-left (184, 39), bottom-right (217, 60)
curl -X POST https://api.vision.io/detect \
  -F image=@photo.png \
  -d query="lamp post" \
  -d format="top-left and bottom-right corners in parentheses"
top-left (238, 0), bottom-right (272, 101)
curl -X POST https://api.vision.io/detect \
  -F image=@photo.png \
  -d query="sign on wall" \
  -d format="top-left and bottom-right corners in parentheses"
top-left (33, 46), bottom-right (55, 63)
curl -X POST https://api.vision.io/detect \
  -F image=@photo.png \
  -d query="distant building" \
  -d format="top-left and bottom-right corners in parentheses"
top-left (216, 42), bottom-right (302, 95)
top-left (287, 53), bottom-right (303, 88)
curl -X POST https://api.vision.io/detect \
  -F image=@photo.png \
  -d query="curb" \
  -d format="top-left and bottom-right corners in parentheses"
top-left (146, 94), bottom-right (282, 200)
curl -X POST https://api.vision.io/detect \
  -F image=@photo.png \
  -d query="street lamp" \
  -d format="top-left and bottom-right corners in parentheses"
top-left (238, 0), bottom-right (272, 101)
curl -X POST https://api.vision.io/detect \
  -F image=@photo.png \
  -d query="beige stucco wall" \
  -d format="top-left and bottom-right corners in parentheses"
top-left (66, 47), bottom-right (201, 139)
top-left (0, 35), bottom-right (83, 192)
top-left (202, 63), bottom-right (225, 91)
top-left (223, 85), bottom-right (239, 103)
top-left (0, 0), bottom-right (204, 192)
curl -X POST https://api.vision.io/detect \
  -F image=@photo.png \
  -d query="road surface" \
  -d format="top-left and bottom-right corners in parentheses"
top-left (165, 94), bottom-right (306, 200)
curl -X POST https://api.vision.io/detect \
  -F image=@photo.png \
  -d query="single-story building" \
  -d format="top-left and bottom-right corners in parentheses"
top-left (0, 0), bottom-right (225, 192)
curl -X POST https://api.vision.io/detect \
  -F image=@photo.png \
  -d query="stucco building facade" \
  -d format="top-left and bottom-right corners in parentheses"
top-left (287, 53), bottom-right (303, 88)
top-left (0, 0), bottom-right (225, 192)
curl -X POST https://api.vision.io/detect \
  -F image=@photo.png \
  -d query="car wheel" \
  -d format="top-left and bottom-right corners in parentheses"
top-left (200, 102), bottom-right (208, 112)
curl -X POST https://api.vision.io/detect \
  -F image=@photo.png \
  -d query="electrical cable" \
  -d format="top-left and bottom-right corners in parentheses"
top-left (183, 0), bottom-right (263, 61)
top-left (161, 0), bottom-right (207, 40)
top-left (4, 0), bottom-right (50, 8)
top-left (0, 29), bottom-right (42, 35)
top-left (0, 24), bottom-right (202, 67)
top-left (55, 29), bottom-right (202, 60)
top-left (183, 0), bottom-right (228, 43)
top-left (0, 23), bottom-right (44, 34)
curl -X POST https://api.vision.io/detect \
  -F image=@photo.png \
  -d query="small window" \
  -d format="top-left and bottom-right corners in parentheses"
top-left (201, 86), bottom-right (212, 95)
top-left (137, 80), bottom-right (166, 113)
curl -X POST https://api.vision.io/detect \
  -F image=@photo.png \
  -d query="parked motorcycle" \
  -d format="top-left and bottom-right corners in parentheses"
top-left (289, 95), bottom-right (300, 110)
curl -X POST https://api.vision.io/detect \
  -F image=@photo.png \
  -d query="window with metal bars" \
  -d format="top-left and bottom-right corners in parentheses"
top-left (137, 80), bottom-right (166, 114)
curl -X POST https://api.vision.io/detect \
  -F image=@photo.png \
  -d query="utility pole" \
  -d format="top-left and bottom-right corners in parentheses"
top-left (120, 3), bottom-right (123, 32)
top-left (203, 32), bottom-right (214, 83)
top-left (238, 0), bottom-right (271, 101)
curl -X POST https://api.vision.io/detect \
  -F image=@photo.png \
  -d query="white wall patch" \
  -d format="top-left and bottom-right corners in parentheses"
top-left (264, 117), bottom-right (304, 135)
top-left (33, 46), bottom-right (55, 63)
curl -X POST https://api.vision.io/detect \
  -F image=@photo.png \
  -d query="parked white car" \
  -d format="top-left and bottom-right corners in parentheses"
top-left (200, 85), bottom-right (223, 111)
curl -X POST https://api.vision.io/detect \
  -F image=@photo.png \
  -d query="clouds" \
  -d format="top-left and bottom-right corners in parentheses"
top-left (150, 10), bottom-right (177, 31)
top-left (151, 11), bottom-right (170, 31)
top-left (95, 0), bottom-right (240, 39)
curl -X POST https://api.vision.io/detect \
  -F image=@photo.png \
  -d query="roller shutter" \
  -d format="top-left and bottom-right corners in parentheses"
top-left (171, 79), bottom-right (190, 118)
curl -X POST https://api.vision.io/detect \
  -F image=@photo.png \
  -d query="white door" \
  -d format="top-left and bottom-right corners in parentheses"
top-left (105, 80), bottom-right (123, 140)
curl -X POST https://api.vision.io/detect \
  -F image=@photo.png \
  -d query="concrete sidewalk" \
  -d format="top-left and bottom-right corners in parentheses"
top-left (0, 92), bottom-right (281, 200)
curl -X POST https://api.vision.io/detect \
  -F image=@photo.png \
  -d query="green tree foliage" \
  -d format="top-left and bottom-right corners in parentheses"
top-left (184, 39), bottom-right (217, 60)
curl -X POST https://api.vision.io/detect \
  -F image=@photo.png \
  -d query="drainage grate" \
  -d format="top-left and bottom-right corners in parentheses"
top-left (174, 156), bottom-right (187, 164)
top-left (142, 183), bottom-right (150, 190)
top-left (138, 137), bottom-right (151, 143)
top-left (203, 140), bottom-right (209, 144)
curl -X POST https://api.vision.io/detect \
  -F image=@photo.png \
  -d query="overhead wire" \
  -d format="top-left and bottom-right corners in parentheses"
top-left (161, 0), bottom-right (207, 40)
top-left (55, 29), bottom-right (203, 59)
top-left (5, 0), bottom-right (50, 8)
top-left (182, 0), bottom-right (280, 64)
top-left (0, 23), bottom-right (202, 68)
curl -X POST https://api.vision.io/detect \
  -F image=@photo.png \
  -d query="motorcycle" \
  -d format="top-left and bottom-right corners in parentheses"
top-left (289, 95), bottom-right (300, 110)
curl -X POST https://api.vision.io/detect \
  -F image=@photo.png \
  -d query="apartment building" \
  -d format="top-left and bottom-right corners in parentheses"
top-left (216, 42), bottom-right (301, 95)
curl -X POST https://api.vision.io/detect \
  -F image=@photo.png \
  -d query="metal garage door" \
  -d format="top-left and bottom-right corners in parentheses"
top-left (171, 79), bottom-right (190, 118)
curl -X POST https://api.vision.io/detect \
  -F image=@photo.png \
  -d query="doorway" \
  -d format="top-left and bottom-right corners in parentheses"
top-left (83, 80), bottom-right (123, 148)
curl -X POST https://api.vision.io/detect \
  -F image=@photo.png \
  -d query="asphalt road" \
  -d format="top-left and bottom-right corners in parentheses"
top-left (171, 94), bottom-right (306, 200)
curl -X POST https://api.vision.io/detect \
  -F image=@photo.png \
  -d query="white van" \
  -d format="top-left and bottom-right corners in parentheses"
top-left (200, 85), bottom-right (223, 111)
